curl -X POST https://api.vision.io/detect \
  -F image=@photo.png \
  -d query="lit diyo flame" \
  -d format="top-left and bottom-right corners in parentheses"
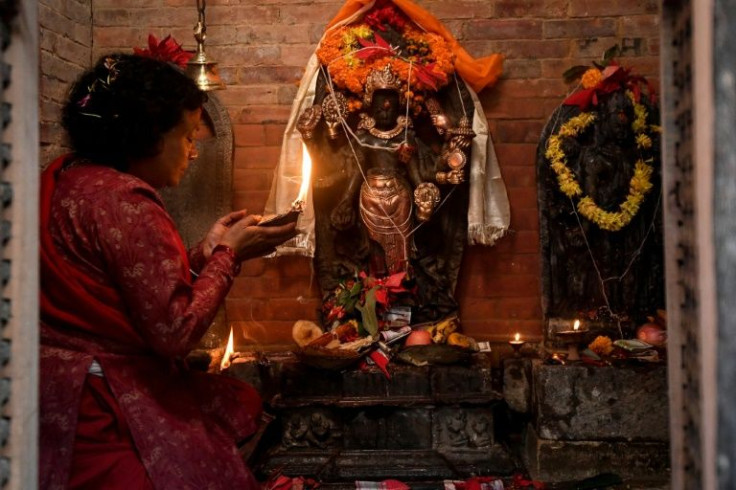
top-left (220, 327), bottom-right (235, 371)
top-left (514, 332), bottom-right (521, 342)
top-left (573, 319), bottom-right (580, 331)
top-left (294, 143), bottom-right (312, 207)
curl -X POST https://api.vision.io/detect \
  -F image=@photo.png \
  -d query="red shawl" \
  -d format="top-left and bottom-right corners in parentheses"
top-left (40, 156), bottom-right (259, 490)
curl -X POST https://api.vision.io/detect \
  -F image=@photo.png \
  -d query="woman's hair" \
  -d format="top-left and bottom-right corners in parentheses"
top-left (62, 53), bottom-right (207, 169)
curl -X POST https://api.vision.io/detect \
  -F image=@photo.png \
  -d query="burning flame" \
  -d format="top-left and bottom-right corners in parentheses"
top-left (294, 143), bottom-right (312, 206)
top-left (573, 319), bottom-right (580, 331)
top-left (220, 327), bottom-right (235, 371)
top-left (514, 332), bottom-right (521, 342)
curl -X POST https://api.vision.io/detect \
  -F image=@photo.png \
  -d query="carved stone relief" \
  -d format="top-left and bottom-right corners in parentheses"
top-left (281, 409), bottom-right (342, 450)
top-left (434, 407), bottom-right (494, 450)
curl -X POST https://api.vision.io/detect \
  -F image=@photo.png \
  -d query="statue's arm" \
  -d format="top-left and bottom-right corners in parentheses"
top-left (330, 156), bottom-right (362, 230)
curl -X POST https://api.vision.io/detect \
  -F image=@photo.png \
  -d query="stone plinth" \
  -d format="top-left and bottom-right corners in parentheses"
top-left (524, 361), bottom-right (670, 482)
top-left (225, 352), bottom-right (514, 482)
top-left (524, 425), bottom-right (670, 482)
top-left (532, 362), bottom-right (669, 441)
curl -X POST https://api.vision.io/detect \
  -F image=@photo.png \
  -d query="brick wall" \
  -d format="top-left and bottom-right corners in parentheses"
top-left (39, 0), bottom-right (92, 166)
top-left (83, 0), bottom-right (660, 346)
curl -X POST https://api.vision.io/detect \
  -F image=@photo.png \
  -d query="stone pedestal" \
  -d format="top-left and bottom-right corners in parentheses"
top-left (524, 425), bottom-right (670, 482)
top-left (522, 361), bottom-right (670, 482)
top-left (226, 352), bottom-right (515, 482)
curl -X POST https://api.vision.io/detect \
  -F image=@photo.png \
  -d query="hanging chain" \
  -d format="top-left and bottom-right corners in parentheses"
top-left (197, 0), bottom-right (206, 22)
top-left (193, 0), bottom-right (207, 45)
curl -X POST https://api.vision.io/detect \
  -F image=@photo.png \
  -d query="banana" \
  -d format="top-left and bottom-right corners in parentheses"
top-left (430, 315), bottom-right (459, 344)
top-left (447, 332), bottom-right (479, 351)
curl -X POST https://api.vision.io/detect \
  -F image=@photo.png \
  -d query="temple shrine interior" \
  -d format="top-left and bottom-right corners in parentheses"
top-left (14, 0), bottom-right (733, 488)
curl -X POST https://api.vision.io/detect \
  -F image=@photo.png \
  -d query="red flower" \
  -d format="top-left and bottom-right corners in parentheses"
top-left (326, 305), bottom-right (346, 323)
top-left (414, 62), bottom-right (447, 91)
top-left (563, 63), bottom-right (656, 110)
top-left (384, 271), bottom-right (407, 291)
top-left (134, 34), bottom-right (193, 68)
top-left (356, 33), bottom-right (395, 61)
top-left (374, 288), bottom-right (389, 306)
top-left (364, 4), bottom-right (409, 32)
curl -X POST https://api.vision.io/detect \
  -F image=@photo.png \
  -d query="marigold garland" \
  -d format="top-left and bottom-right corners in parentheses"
top-left (581, 68), bottom-right (603, 89)
top-left (316, 22), bottom-right (455, 96)
top-left (544, 91), bottom-right (659, 232)
top-left (588, 335), bottom-right (614, 356)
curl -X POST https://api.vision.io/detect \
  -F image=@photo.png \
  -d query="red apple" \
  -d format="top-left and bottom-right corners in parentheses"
top-left (405, 329), bottom-right (432, 346)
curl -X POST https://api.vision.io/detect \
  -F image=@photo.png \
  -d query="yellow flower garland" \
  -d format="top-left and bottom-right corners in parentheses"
top-left (544, 91), bottom-right (658, 232)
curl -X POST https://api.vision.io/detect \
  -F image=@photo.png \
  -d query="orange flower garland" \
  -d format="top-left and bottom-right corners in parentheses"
top-left (316, 23), bottom-right (455, 95)
top-left (580, 67), bottom-right (603, 89)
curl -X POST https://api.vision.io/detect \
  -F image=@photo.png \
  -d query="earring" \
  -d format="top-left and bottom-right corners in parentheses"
top-left (189, 143), bottom-right (200, 160)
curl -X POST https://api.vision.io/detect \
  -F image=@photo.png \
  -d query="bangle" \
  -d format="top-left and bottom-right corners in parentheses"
top-left (212, 244), bottom-right (241, 275)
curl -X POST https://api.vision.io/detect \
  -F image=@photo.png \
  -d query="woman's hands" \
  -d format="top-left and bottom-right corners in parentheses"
top-left (214, 210), bottom-right (298, 261)
top-left (203, 209), bottom-right (249, 259)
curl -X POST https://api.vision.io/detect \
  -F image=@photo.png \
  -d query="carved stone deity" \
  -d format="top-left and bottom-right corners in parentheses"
top-left (537, 88), bottom-right (664, 332)
top-left (298, 65), bottom-right (477, 323)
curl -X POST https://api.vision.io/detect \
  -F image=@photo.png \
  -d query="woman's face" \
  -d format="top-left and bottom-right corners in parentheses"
top-left (140, 108), bottom-right (202, 188)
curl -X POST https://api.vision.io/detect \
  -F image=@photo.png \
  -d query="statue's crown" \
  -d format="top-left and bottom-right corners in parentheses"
top-left (364, 65), bottom-right (403, 105)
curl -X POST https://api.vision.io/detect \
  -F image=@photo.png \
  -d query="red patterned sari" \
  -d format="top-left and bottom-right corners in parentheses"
top-left (40, 156), bottom-right (261, 490)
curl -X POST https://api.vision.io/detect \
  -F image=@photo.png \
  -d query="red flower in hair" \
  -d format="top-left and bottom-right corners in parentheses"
top-left (134, 34), bottom-right (193, 68)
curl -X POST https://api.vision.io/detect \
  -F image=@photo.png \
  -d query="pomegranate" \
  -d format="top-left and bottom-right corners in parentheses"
top-left (405, 330), bottom-right (432, 346)
top-left (636, 323), bottom-right (667, 347)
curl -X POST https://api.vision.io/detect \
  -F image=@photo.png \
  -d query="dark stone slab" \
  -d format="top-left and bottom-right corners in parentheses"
top-left (430, 355), bottom-right (498, 402)
top-left (256, 450), bottom-right (335, 479)
top-left (439, 446), bottom-right (517, 477)
top-left (343, 366), bottom-right (389, 398)
top-left (230, 353), bottom-right (500, 407)
top-left (384, 409), bottom-right (433, 449)
top-left (258, 449), bottom-right (455, 481)
top-left (344, 408), bottom-right (432, 449)
top-left (327, 450), bottom-right (456, 480)
top-left (533, 363), bottom-right (669, 441)
top-left (388, 365), bottom-right (432, 398)
top-left (523, 425), bottom-right (670, 482)
top-left (503, 358), bottom-right (532, 413)
top-left (275, 361), bottom-right (344, 402)
top-left (343, 409), bottom-right (383, 449)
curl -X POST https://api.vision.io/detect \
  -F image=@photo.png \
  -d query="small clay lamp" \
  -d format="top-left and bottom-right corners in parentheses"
top-left (555, 319), bottom-right (588, 361)
top-left (509, 332), bottom-right (525, 357)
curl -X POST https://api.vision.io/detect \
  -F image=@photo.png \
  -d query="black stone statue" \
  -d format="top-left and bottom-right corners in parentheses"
top-left (537, 89), bottom-right (665, 333)
top-left (298, 65), bottom-right (476, 324)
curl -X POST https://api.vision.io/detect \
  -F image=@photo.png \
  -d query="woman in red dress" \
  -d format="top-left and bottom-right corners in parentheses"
top-left (40, 53), bottom-right (296, 489)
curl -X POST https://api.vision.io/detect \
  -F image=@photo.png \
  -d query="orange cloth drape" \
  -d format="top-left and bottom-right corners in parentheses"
top-left (326, 0), bottom-right (503, 93)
